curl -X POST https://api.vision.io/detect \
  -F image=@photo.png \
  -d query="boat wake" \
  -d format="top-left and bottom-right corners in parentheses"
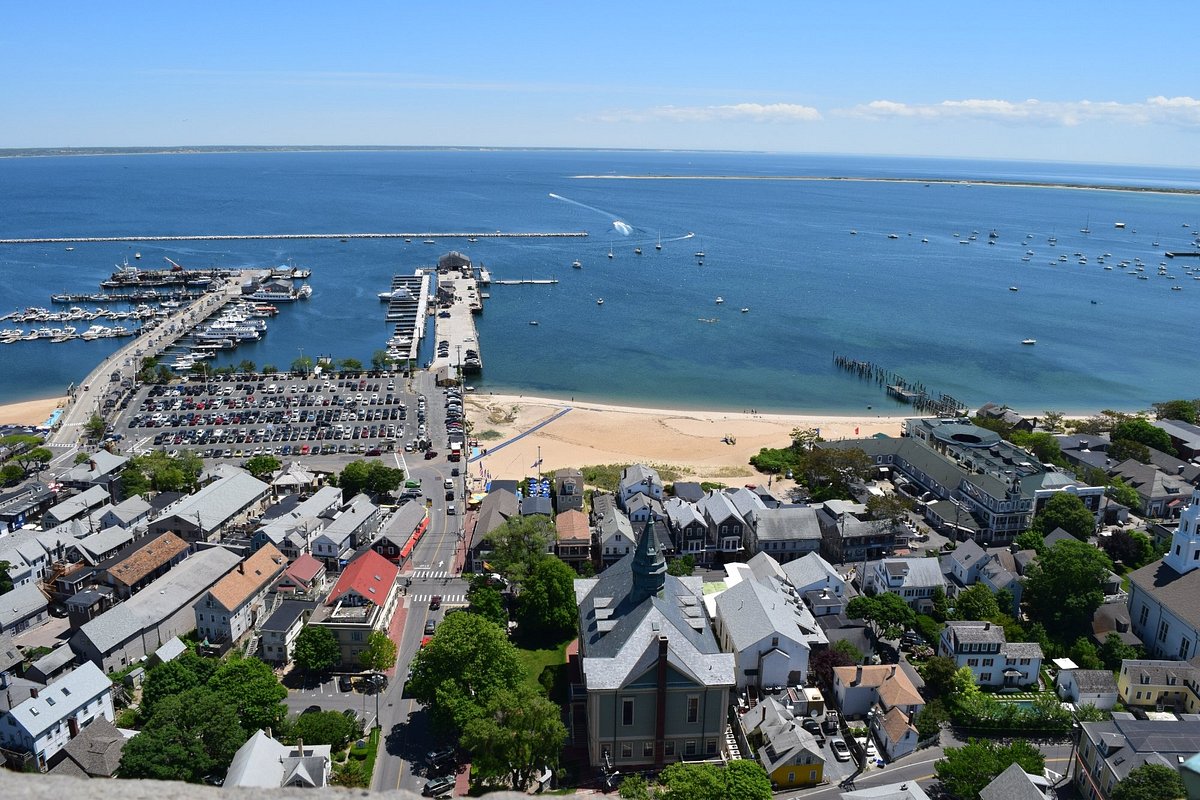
top-left (549, 192), bottom-right (633, 236)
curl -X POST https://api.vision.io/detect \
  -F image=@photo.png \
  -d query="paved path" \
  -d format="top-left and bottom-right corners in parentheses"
top-left (467, 406), bottom-right (572, 464)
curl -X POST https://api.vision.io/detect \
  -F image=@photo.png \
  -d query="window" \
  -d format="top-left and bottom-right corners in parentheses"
top-left (983, 658), bottom-right (994, 666)
top-left (1020, 658), bottom-right (1031, 666)
top-left (622, 698), bottom-right (634, 726)
top-left (687, 696), bottom-right (699, 723)
top-left (809, 769), bottom-right (818, 782)
top-left (664, 741), bottom-right (676, 756)
top-left (981, 672), bottom-right (992, 682)
top-left (706, 740), bottom-right (717, 755)
top-left (967, 658), bottom-right (979, 667)
top-left (1182, 638), bottom-right (1192, 660)
top-left (788, 772), bottom-right (795, 784)
top-left (621, 743), bottom-right (632, 759)
top-left (1159, 620), bottom-right (1170, 642)
top-left (643, 742), bottom-right (654, 758)
top-left (685, 740), bottom-right (696, 756)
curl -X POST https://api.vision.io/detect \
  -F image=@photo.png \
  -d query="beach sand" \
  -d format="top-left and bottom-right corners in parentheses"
top-left (0, 396), bottom-right (65, 427)
top-left (466, 393), bottom-right (903, 486)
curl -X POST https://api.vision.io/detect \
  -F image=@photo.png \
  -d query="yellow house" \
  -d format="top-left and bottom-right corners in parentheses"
top-left (739, 697), bottom-right (824, 789)
top-left (1116, 658), bottom-right (1200, 712)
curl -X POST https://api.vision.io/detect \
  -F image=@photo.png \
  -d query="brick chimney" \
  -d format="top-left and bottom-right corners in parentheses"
top-left (68, 716), bottom-right (80, 738)
top-left (29, 687), bottom-right (39, 698)
top-left (853, 665), bottom-right (863, 686)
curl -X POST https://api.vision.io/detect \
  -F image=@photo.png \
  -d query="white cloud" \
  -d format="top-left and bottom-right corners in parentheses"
top-left (839, 97), bottom-right (1200, 127)
top-left (598, 102), bottom-right (822, 124)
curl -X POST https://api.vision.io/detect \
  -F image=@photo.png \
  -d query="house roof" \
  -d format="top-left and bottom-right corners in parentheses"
top-left (664, 497), bottom-right (705, 531)
top-left (0, 582), bottom-right (48, 628)
top-left (272, 461), bottom-right (317, 487)
top-left (327, 549), bottom-right (397, 606)
top-left (520, 495), bottom-right (553, 516)
top-left (261, 599), bottom-right (315, 633)
top-left (842, 782), bottom-right (933, 800)
top-left (1001, 642), bottom-right (1044, 660)
top-left (152, 637), bottom-right (187, 664)
top-left (596, 507), bottom-right (635, 546)
top-left (75, 547), bottom-right (241, 656)
top-left (555, 509), bottom-right (590, 543)
top-left (27, 643), bottom-right (75, 678)
top-left (0, 633), bottom-right (21, 673)
top-left (7, 662), bottom-right (111, 739)
top-left (1081, 716), bottom-right (1200, 782)
top-left (619, 464), bottom-right (661, 494)
top-left (873, 557), bottom-right (946, 589)
top-left (53, 716), bottom-right (126, 778)
top-left (947, 538), bottom-right (986, 571)
top-left (224, 729), bottom-right (331, 788)
top-left (979, 762), bottom-right (1047, 800)
top-left (1128, 558), bottom-right (1200, 634)
top-left (698, 490), bottom-right (744, 526)
top-left (1153, 419), bottom-right (1200, 451)
top-left (782, 552), bottom-right (845, 593)
top-left (835, 664), bottom-right (923, 710)
top-left (103, 495), bottom-right (151, 525)
top-left (207, 544), bottom-right (287, 612)
top-left (751, 506), bottom-right (822, 542)
top-left (672, 482), bottom-right (704, 503)
top-left (156, 469), bottom-right (268, 532)
top-left (283, 553), bottom-right (326, 584)
top-left (104, 531), bottom-right (189, 587)
top-left (75, 526), bottom-right (135, 566)
top-left (878, 704), bottom-right (916, 747)
top-left (381, 502), bottom-right (428, 542)
top-left (714, 576), bottom-right (823, 654)
top-left (60, 451), bottom-right (128, 484)
top-left (1067, 669), bottom-right (1118, 694)
top-left (45, 485), bottom-right (110, 523)
top-left (470, 488), bottom-right (517, 549)
top-left (726, 487), bottom-right (766, 521)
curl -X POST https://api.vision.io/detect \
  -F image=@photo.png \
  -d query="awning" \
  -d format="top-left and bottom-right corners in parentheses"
top-left (400, 539), bottom-right (415, 559)
top-left (1003, 668), bottom-right (1023, 676)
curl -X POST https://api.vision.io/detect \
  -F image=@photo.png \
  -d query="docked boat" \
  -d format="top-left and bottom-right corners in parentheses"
top-left (297, 283), bottom-right (312, 299)
top-left (989, 230), bottom-right (999, 239)
top-left (65, 246), bottom-right (74, 252)
top-left (378, 287), bottom-right (414, 301)
top-left (1021, 338), bottom-right (1037, 346)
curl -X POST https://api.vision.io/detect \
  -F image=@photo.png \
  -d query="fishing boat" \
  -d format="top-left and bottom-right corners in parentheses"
top-left (888, 234), bottom-right (899, 240)
top-left (1114, 222), bottom-right (1126, 229)
top-left (607, 248), bottom-right (613, 259)
top-left (1009, 286), bottom-right (1019, 292)
top-left (65, 246), bottom-right (74, 252)
top-left (634, 248), bottom-right (642, 255)
top-left (529, 320), bottom-right (539, 325)
top-left (378, 287), bottom-right (413, 301)
top-left (740, 307), bottom-right (750, 313)
top-left (989, 230), bottom-right (999, 239)
top-left (1021, 338), bottom-right (1037, 346)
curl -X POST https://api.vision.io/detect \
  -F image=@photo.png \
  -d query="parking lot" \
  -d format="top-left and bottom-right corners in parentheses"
top-left (116, 371), bottom-right (440, 460)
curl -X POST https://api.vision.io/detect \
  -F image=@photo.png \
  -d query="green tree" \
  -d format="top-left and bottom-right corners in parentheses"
top-left (338, 358), bottom-right (364, 373)
top-left (484, 514), bottom-right (556, 586)
top-left (914, 698), bottom-right (949, 739)
top-left (935, 738), bottom-right (1045, 800)
top-left (1110, 438), bottom-right (1153, 464)
top-left (371, 350), bottom-right (394, 372)
top-left (208, 656), bottom-right (288, 733)
top-left (84, 413), bottom-right (107, 441)
top-left (866, 492), bottom-right (913, 526)
top-left (0, 561), bottom-right (13, 595)
top-left (1103, 528), bottom-right (1156, 570)
top-left (1010, 430), bottom-right (1065, 465)
top-left (291, 355), bottom-right (314, 375)
top-left (1154, 400), bottom-right (1199, 425)
top-left (1042, 411), bottom-right (1066, 432)
top-left (243, 454), bottom-right (281, 480)
top-left (332, 459), bottom-right (405, 501)
top-left (262, 364), bottom-right (278, 375)
top-left (289, 710), bottom-right (356, 747)
top-left (1112, 417), bottom-right (1175, 455)
top-left (1111, 762), bottom-right (1187, 800)
top-left (724, 759), bottom-right (773, 800)
top-left (121, 449), bottom-right (203, 496)
top-left (811, 641), bottom-right (859, 689)
top-left (140, 658), bottom-right (201, 719)
top-left (667, 554), bottom-right (696, 576)
top-left (358, 630), bottom-right (398, 673)
top-left (1015, 529), bottom-right (1046, 554)
top-left (11, 446), bottom-right (52, 474)
top-left (408, 612), bottom-right (524, 733)
top-left (1069, 636), bottom-right (1104, 670)
top-left (516, 557), bottom-right (578, 641)
top-left (1023, 539), bottom-right (1114, 644)
top-left (618, 772), bottom-right (651, 800)
top-left (847, 592), bottom-right (916, 640)
top-left (919, 656), bottom-right (961, 700)
top-left (238, 359), bottom-right (256, 374)
top-left (466, 580), bottom-right (509, 629)
top-left (657, 762), bottom-right (725, 800)
top-left (292, 625), bottom-right (342, 676)
top-left (1031, 492), bottom-right (1096, 541)
top-left (0, 463), bottom-right (23, 485)
top-left (1107, 478), bottom-right (1143, 510)
top-left (1099, 633), bottom-right (1142, 672)
top-left (118, 687), bottom-right (246, 783)
top-left (952, 584), bottom-right (1002, 622)
top-left (73, 451), bottom-right (93, 465)
top-left (461, 683), bottom-right (566, 790)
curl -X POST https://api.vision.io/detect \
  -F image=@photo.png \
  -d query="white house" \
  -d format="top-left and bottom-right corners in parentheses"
top-left (224, 728), bottom-right (332, 788)
top-left (939, 621), bottom-right (1043, 689)
top-left (865, 557), bottom-right (946, 613)
top-left (832, 664), bottom-right (924, 761)
top-left (0, 661), bottom-right (114, 770)
top-left (713, 569), bottom-right (822, 690)
top-left (617, 464), bottom-right (663, 509)
top-left (1056, 668), bottom-right (1119, 711)
top-left (1127, 487), bottom-right (1200, 661)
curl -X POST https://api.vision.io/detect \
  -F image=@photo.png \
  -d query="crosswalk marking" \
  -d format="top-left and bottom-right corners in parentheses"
top-left (410, 594), bottom-right (465, 604)
top-left (409, 569), bottom-right (455, 580)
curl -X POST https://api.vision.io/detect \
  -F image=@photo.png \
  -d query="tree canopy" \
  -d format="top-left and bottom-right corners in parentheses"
top-left (1154, 400), bottom-right (1199, 425)
top-left (243, 454), bottom-right (281, 480)
top-left (121, 449), bottom-right (203, 496)
top-left (483, 514), bottom-right (556, 586)
top-left (1102, 528), bottom-right (1156, 571)
top-left (358, 630), bottom-right (397, 673)
top-left (293, 625), bottom-right (342, 675)
top-left (847, 592), bottom-right (916, 639)
top-left (407, 611), bottom-right (525, 733)
top-left (0, 560), bottom-right (13, 595)
top-left (1009, 430), bottom-right (1065, 466)
top-left (1031, 492), bottom-right (1096, 541)
top-left (289, 710), bottom-right (357, 748)
top-left (1112, 417), bottom-right (1175, 456)
top-left (331, 459), bottom-right (405, 500)
top-left (460, 683), bottom-right (567, 791)
top-left (935, 738), bottom-right (1045, 800)
top-left (466, 579), bottom-right (509, 629)
top-left (119, 686), bottom-right (246, 783)
top-left (1023, 538), bottom-right (1113, 644)
top-left (1107, 477), bottom-right (1143, 510)
top-left (516, 557), bottom-right (578, 641)
top-left (207, 655), bottom-right (289, 733)
top-left (1111, 762), bottom-right (1187, 800)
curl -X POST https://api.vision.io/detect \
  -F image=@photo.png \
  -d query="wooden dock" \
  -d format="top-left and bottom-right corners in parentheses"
top-left (492, 279), bottom-right (560, 285)
top-left (0, 232), bottom-right (589, 245)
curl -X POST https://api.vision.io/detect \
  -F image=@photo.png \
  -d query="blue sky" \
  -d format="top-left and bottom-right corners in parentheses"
top-left (2, 2), bottom-right (1197, 165)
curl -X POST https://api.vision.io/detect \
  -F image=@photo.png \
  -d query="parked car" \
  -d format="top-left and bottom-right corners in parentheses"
top-left (338, 675), bottom-right (354, 692)
top-left (801, 718), bottom-right (822, 736)
top-left (422, 774), bottom-right (455, 797)
top-left (427, 746), bottom-right (456, 770)
top-left (424, 619), bottom-right (437, 635)
top-left (831, 739), bottom-right (852, 762)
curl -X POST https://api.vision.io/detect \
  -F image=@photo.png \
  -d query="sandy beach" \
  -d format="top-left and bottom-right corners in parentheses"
top-left (0, 396), bottom-right (65, 427)
top-left (466, 393), bottom-right (903, 487)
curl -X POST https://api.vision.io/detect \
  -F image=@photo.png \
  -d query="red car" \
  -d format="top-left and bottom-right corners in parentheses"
top-left (424, 450), bottom-right (438, 460)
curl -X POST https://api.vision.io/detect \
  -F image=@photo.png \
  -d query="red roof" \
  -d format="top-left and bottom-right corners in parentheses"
top-left (327, 549), bottom-right (398, 606)
top-left (285, 553), bottom-right (325, 584)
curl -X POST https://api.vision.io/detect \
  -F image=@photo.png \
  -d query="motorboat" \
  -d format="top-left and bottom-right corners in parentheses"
top-left (715, 296), bottom-right (724, 304)
top-left (1021, 338), bottom-right (1037, 346)
top-left (571, 260), bottom-right (582, 269)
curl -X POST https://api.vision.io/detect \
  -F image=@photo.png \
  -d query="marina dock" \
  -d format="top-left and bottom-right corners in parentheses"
top-left (428, 252), bottom-right (483, 375)
top-left (381, 273), bottom-right (432, 363)
top-left (491, 278), bottom-right (559, 285)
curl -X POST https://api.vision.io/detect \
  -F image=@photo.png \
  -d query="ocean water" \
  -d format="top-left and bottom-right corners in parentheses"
top-left (1, 149), bottom-right (1198, 414)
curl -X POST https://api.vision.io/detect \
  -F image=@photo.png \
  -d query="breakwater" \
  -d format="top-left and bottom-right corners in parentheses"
top-left (0, 232), bottom-right (589, 244)
top-left (833, 353), bottom-right (968, 416)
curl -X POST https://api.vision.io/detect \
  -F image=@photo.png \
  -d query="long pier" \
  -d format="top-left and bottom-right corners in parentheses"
top-left (0, 232), bottom-right (589, 245)
top-left (492, 278), bottom-right (560, 285)
top-left (833, 352), bottom-right (968, 416)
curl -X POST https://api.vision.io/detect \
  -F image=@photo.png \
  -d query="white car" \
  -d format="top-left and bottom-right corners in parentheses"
top-left (856, 737), bottom-right (879, 760)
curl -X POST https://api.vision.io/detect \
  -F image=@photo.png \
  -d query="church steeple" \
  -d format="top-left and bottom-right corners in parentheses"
top-left (630, 517), bottom-right (667, 603)
top-left (1166, 487), bottom-right (1200, 575)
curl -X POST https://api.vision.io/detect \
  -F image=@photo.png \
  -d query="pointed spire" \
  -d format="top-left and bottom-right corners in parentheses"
top-left (631, 517), bottom-right (667, 603)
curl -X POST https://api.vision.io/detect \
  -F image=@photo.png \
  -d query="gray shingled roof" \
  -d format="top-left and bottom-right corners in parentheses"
top-left (73, 547), bottom-right (240, 656)
top-left (318, 493), bottom-right (378, 545)
top-left (1081, 716), bottom-right (1200, 782)
top-left (45, 485), bottom-right (110, 524)
top-left (6, 662), bottom-right (111, 739)
top-left (619, 464), bottom-right (661, 494)
top-left (0, 582), bottom-right (48, 629)
top-left (782, 552), bottom-right (844, 592)
top-left (1067, 669), bottom-right (1118, 693)
top-left (945, 620), bottom-right (1006, 645)
top-left (262, 599), bottom-right (315, 633)
top-left (751, 506), bottom-right (821, 542)
top-left (714, 578), bottom-right (823, 653)
top-left (75, 525), bottom-right (135, 565)
top-left (979, 762), bottom-right (1047, 800)
top-left (1001, 642), bottom-right (1044, 659)
top-left (60, 451), bottom-right (127, 484)
top-left (156, 470), bottom-right (268, 532)
top-left (471, 488), bottom-right (517, 549)
top-left (55, 716), bottom-right (126, 777)
top-left (1129, 558), bottom-right (1200, 633)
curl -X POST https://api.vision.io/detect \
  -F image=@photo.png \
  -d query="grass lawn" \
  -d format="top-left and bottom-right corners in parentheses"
top-left (516, 639), bottom-right (571, 701)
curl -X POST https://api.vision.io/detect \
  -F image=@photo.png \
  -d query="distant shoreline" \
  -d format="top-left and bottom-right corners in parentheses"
top-left (572, 174), bottom-right (1200, 196)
